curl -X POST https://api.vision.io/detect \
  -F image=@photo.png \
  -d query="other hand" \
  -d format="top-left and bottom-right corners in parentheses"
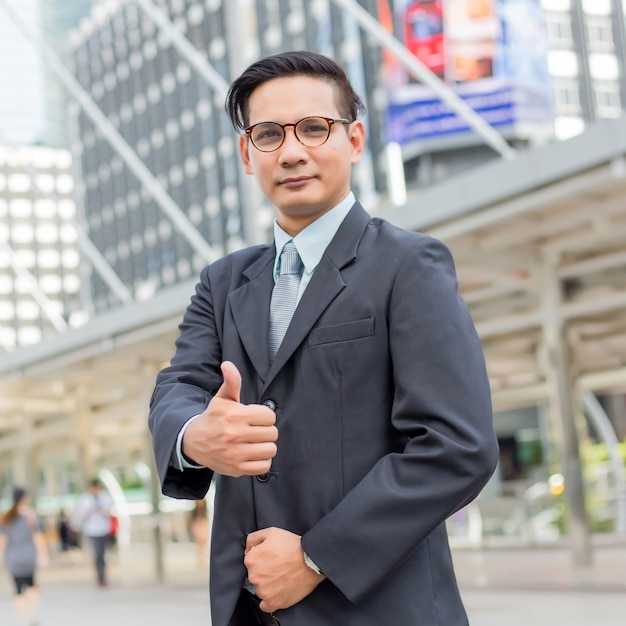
top-left (245, 527), bottom-right (325, 613)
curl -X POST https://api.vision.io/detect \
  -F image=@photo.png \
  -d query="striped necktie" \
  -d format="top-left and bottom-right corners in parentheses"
top-left (268, 242), bottom-right (303, 361)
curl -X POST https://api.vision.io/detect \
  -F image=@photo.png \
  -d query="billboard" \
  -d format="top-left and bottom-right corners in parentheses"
top-left (382, 0), bottom-right (554, 153)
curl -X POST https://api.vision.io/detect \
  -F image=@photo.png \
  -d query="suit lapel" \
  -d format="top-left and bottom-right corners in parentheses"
top-left (263, 203), bottom-right (371, 390)
top-left (228, 247), bottom-right (275, 379)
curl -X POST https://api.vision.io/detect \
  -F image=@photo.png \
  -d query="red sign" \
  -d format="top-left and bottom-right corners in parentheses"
top-left (403, 1), bottom-right (445, 77)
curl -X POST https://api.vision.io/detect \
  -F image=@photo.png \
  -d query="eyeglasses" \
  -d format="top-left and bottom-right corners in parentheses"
top-left (244, 116), bottom-right (351, 152)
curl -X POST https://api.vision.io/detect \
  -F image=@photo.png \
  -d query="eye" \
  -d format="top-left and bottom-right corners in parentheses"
top-left (253, 124), bottom-right (282, 143)
top-left (298, 118), bottom-right (329, 136)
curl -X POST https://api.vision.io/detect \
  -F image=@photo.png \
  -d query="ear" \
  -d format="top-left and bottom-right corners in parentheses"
top-left (348, 120), bottom-right (366, 165)
top-left (239, 135), bottom-right (254, 175)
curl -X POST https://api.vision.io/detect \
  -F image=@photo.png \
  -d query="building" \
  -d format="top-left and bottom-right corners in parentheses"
top-left (66, 0), bottom-right (388, 312)
top-left (0, 1), bottom-right (100, 351)
top-left (0, 145), bottom-right (85, 350)
top-left (38, 0), bottom-right (101, 147)
top-left (542, 0), bottom-right (626, 140)
top-left (0, 0), bottom-right (46, 146)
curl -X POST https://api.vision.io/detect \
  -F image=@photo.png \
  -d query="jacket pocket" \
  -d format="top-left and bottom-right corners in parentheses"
top-left (308, 317), bottom-right (375, 346)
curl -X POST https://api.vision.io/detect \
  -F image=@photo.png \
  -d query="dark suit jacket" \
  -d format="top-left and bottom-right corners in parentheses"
top-left (149, 202), bottom-right (499, 625)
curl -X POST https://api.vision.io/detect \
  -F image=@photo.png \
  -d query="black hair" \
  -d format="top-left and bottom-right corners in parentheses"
top-left (225, 50), bottom-right (366, 131)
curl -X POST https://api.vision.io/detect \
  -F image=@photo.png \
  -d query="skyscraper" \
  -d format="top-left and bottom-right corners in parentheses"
top-left (0, 145), bottom-right (83, 350)
top-left (38, 0), bottom-right (101, 147)
top-left (542, 0), bottom-right (626, 140)
top-left (66, 0), bottom-right (387, 312)
top-left (0, 1), bottom-right (99, 351)
top-left (0, 0), bottom-right (45, 146)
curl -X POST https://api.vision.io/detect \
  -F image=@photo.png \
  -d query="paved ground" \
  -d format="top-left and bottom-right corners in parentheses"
top-left (455, 540), bottom-right (626, 625)
top-left (1, 539), bottom-right (625, 625)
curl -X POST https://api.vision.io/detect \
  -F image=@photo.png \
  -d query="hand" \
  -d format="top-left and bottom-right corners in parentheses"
top-left (245, 527), bottom-right (325, 613)
top-left (182, 361), bottom-right (278, 477)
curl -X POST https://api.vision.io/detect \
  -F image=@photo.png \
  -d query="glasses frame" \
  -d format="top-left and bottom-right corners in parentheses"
top-left (244, 116), bottom-right (351, 152)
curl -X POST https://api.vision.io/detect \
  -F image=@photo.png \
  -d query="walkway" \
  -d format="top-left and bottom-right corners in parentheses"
top-left (1, 540), bottom-right (625, 625)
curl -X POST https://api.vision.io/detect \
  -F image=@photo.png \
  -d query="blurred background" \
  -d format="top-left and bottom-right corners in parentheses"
top-left (0, 0), bottom-right (626, 603)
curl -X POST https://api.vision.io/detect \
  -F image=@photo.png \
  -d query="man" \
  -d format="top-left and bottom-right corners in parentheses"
top-left (72, 478), bottom-right (112, 587)
top-left (149, 50), bottom-right (499, 626)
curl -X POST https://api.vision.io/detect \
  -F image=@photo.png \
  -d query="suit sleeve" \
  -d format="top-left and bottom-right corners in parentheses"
top-left (301, 236), bottom-right (499, 602)
top-left (148, 264), bottom-right (221, 500)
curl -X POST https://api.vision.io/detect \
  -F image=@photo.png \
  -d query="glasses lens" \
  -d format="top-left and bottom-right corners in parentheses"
top-left (295, 117), bottom-right (331, 147)
top-left (250, 123), bottom-right (284, 151)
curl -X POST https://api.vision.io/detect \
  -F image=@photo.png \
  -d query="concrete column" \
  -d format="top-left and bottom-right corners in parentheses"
top-left (541, 253), bottom-right (592, 567)
top-left (141, 363), bottom-right (165, 583)
top-left (15, 418), bottom-right (39, 497)
top-left (73, 401), bottom-right (95, 488)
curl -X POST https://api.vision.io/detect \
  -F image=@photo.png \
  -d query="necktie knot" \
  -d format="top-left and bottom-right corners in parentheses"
top-left (279, 242), bottom-right (302, 276)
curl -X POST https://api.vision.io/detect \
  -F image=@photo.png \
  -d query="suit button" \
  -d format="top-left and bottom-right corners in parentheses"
top-left (256, 473), bottom-right (270, 483)
top-left (263, 400), bottom-right (276, 411)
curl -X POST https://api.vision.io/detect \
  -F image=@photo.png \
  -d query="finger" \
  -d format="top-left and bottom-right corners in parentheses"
top-left (238, 458), bottom-right (274, 476)
top-left (238, 442), bottom-right (277, 464)
top-left (243, 404), bottom-right (277, 427)
top-left (215, 361), bottom-right (242, 402)
top-left (258, 599), bottom-right (274, 613)
top-left (242, 425), bottom-right (278, 443)
top-left (246, 530), bottom-right (265, 551)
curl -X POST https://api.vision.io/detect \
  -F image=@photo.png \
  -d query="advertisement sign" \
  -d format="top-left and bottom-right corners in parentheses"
top-left (382, 0), bottom-right (554, 153)
top-left (403, 1), bottom-right (445, 77)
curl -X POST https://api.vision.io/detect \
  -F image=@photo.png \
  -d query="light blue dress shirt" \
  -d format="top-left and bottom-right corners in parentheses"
top-left (272, 190), bottom-right (355, 300)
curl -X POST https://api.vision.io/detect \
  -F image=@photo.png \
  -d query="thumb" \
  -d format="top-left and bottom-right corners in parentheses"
top-left (215, 360), bottom-right (242, 403)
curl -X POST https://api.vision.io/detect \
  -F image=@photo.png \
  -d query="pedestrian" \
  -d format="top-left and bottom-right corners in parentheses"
top-left (149, 50), bottom-right (499, 625)
top-left (0, 487), bottom-right (49, 626)
top-left (57, 508), bottom-right (78, 551)
top-left (71, 478), bottom-right (113, 587)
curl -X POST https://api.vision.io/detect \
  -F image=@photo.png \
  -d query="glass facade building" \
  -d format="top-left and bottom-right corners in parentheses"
top-left (0, 146), bottom-right (84, 349)
top-left (66, 0), bottom-right (387, 312)
top-left (541, 0), bottom-right (626, 139)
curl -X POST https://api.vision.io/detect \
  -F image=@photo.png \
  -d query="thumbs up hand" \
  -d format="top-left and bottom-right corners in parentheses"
top-left (182, 361), bottom-right (278, 477)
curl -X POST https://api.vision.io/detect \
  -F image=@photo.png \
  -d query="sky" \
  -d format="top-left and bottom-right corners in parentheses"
top-left (0, 0), bottom-right (46, 145)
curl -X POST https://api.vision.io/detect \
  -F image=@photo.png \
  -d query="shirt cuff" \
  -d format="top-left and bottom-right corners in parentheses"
top-left (303, 551), bottom-right (323, 575)
top-left (172, 415), bottom-right (205, 471)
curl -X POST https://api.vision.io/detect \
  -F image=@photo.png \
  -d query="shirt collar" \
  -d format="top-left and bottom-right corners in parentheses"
top-left (273, 191), bottom-right (355, 279)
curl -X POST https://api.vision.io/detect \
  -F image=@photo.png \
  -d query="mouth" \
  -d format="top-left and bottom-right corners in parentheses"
top-left (279, 175), bottom-right (314, 187)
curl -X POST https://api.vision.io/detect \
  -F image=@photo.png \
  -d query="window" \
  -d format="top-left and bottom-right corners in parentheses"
top-left (546, 14), bottom-right (573, 46)
top-left (553, 78), bottom-right (581, 114)
top-left (586, 16), bottom-right (614, 52)
top-left (594, 82), bottom-right (622, 118)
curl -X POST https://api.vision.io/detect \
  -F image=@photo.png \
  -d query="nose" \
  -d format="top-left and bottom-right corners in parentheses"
top-left (277, 126), bottom-right (308, 162)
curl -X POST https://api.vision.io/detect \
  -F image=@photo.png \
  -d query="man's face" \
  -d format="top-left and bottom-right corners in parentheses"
top-left (239, 75), bottom-right (365, 236)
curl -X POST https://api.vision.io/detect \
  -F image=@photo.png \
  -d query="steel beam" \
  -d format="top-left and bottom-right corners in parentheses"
top-left (2, 1), bottom-right (218, 264)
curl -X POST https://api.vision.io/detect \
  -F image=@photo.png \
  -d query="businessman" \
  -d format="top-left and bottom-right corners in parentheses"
top-left (149, 50), bottom-right (499, 626)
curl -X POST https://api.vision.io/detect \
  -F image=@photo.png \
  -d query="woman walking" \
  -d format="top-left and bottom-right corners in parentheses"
top-left (0, 487), bottom-right (49, 626)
